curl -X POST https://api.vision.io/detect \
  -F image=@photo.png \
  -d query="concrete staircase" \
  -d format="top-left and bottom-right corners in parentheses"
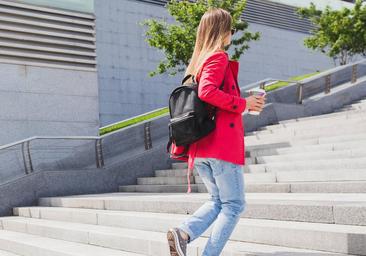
top-left (0, 99), bottom-right (366, 255)
top-left (121, 98), bottom-right (366, 194)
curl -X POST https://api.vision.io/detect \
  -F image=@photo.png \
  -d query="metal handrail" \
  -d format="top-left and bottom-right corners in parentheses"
top-left (241, 78), bottom-right (275, 90)
top-left (99, 106), bottom-right (168, 130)
top-left (0, 136), bottom-right (105, 176)
top-left (240, 58), bottom-right (366, 104)
top-left (296, 59), bottom-right (366, 103)
top-left (240, 78), bottom-right (303, 104)
top-left (240, 77), bottom-right (299, 91)
top-left (0, 136), bottom-right (100, 151)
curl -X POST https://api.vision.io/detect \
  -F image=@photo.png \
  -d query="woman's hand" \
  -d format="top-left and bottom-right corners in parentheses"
top-left (245, 95), bottom-right (266, 112)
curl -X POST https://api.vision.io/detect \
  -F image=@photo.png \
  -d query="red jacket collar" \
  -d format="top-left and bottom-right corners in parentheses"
top-left (229, 60), bottom-right (239, 80)
top-left (196, 50), bottom-right (239, 82)
top-left (218, 50), bottom-right (239, 79)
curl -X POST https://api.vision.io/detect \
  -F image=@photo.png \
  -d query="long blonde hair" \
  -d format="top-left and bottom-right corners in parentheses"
top-left (184, 7), bottom-right (232, 83)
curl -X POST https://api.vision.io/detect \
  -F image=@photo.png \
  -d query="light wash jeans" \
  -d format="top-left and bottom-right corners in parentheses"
top-left (178, 157), bottom-right (246, 256)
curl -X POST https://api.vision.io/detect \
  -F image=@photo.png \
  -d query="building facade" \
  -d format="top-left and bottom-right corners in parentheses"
top-left (0, 0), bottom-right (357, 144)
top-left (0, 0), bottom-right (98, 145)
top-left (95, 0), bottom-right (356, 127)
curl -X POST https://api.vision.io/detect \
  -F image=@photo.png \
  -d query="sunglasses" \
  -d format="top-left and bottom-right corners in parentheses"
top-left (231, 28), bottom-right (236, 35)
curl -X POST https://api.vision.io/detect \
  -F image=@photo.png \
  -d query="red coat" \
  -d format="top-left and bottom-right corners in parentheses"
top-left (175, 50), bottom-right (247, 192)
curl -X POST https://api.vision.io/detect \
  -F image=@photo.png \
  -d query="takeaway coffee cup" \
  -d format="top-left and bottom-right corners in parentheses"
top-left (248, 88), bottom-right (266, 115)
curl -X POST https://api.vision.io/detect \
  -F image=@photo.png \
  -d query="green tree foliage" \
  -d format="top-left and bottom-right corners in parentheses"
top-left (297, 0), bottom-right (366, 65)
top-left (139, 0), bottom-right (260, 77)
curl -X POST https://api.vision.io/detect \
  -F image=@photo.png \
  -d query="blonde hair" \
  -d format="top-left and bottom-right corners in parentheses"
top-left (184, 7), bottom-right (232, 83)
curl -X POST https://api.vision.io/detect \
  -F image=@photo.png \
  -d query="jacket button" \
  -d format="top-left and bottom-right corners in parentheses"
top-left (230, 122), bottom-right (234, 128)
top-left (232, 85), bottom-right (235, 90)
top-left (232, 105), bottom-right (237, 109)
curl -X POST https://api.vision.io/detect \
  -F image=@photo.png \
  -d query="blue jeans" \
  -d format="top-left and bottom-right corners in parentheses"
top-left (178, 157), bottom-right (246, 256)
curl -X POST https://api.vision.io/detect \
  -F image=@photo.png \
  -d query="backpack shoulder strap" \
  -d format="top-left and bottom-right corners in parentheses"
top-left (181, 74), bottom-right (196, 85)
top-left (184, 58), bottom-right (228, 88)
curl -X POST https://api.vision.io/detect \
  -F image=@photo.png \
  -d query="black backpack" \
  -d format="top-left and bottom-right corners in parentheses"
top-left (166, 63), bottom-right (228, 157)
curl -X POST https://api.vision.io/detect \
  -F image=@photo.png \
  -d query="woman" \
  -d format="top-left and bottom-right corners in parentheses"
top-left (167, 7), bottom-right (266, 256)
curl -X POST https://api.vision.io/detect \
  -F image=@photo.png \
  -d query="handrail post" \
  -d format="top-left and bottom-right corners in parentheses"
top-left (296, 82), bottom-right (303, 104)
top-left (259, 82), bottom-right (265, 90)
top-left (351, 64), bottom-right (358, 83)
top-left (95, 138), bottom-right (104, 168)
top-left (21, 141), bottom-right (34, 174)
top-left (325, 74), bottom-right (331, 94)
top-left (144, 122), bottom-right (152, 150)
top-left (27, 141), bottom-right (34, 173)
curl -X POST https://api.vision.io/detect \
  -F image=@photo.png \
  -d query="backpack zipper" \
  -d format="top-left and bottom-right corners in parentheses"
top-left (170, 111), bottom-right (195, 122)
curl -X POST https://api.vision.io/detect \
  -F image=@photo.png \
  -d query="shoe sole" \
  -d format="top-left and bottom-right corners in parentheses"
top-left (167, 229), bottom-right (185, 256)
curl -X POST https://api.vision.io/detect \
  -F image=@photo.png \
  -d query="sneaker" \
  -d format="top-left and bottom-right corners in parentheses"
top-left (167, 227), bottom-right (188, 256)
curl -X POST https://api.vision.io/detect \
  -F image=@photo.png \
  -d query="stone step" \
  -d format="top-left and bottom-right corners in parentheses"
top-left (245, 126), bottom-right (366, 144)
top-left (336, 109), bottom-right (361, 114)
top-left (10, 206), bottom-right (366, 254)
top-left (168, 159), bottom-right (254, 174)
top-left (194, 169), bottom-right (366, 184)
top-left (138, 172), bottom-right (275, 185)
top-left (219, 170), bottom-right (271, 184)
top-left (155, 166), bottom-right (250, 177)
top-left (275, 110), bottom-right (359, 125)
top-left (0, 250), bottom-right (19, 256)
top-left (257, 109), bottom-right (366, 132)
top-left (339, 101), bottom-right (366, 109)
top-left (170, 158), bottom-right (253, 168)
top-left (256, 148), bottom-right (366, 164)
top-left (37, 192), bottom-right (366, 225)
top-left (333, 104), bottom-right (366, 113)
top-left (155, 168), bottom-right (198, 177)
top-left (137, 176), bottom-right (194, 185)
top-left (255, 112), bottom-right (366, 132)
top-left (171, 162), bottom-right (187, 169)
top-left (168, 155), bottom-right (366, 177)
top-left (119, 181), bottom-right (366, 194)
top-left (274, 168), bottom-right (366, 183)
top-left (0, 230), bottom-right (143, 256)
top-left (283, 181), bottom-right (366, 193)
top-left (120, 183), bottom-right (206, 193)
top-left (0, 217), bottom-right (176, 255)
top-left (246, 133), bottom-right (366, 151)
top-left (248, 118), bottom-right (366, 136)
top-left (333, 108), bottom-right (358, 113)
top-left (159, 150), bottom-right (365, 173)
top-left (172, 160), bottom-right (254, 170)
top-left (248, 124), bottom-right (366, 141)
top-left (0, 217), bottom-right (345, 256)
top-left (278, 108), bottom-right (365, 124)
top-left (247, 157), bottom-right (366, 173)
top-left (334, 105), bottom-right (354, 111)
top-left (249, 140), bottom-right (365, 157)
top-left (332, 102), bottom-right (366, 110)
